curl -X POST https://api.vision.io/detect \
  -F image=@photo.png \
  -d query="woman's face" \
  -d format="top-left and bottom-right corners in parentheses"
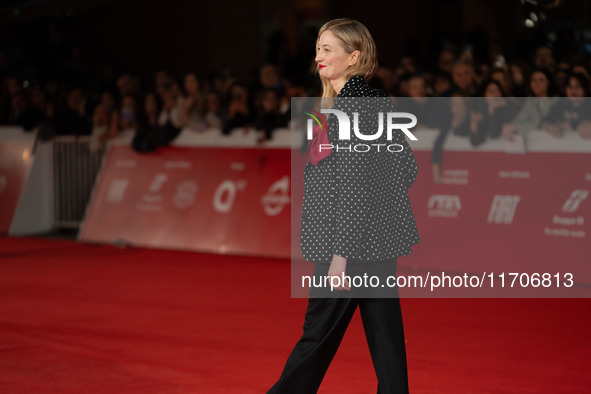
top-left (530, 71), bottom-right (549, 97)
top-left (101, 92), bottom-right (114, 109)
top-left (206, 93), bottom-right (219, 111)
top-left (566, 77), bottom-right (585, 98)
top-left (144, 95), bottom-right (156, 114)
top-left (184, 74), bottom-right (199, 94)
top-left (484, 82), bottom-right (502, 98)
top-left (231, 85), bottom-right (247, 101)
top-left (566, 77), bottom-right (585, 107)
top-left (122, 96), bottom-right (135, 108)
top-left (408, 77), bottom-right (427, 98)
top-left (315, 30), bottom-right (357, 83)
top-left (491, 71), bottom-right (509, 93)
top-left (510, 65), bottom-right (524, 85)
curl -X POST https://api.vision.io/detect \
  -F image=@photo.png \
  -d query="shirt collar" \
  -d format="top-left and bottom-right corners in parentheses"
top-left (337, 75), bottom-right (366, 97)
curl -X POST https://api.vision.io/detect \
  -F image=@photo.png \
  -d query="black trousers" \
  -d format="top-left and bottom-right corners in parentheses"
top-left (268, 260), bottom-right (409, 394)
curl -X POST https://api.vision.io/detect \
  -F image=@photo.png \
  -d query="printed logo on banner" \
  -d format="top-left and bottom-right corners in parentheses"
top-left (488, 195), bottom-right (521, 224)
top-left (106, 179), bottom-right (129, 203)
top-left (230, 162), bottom-right (246, 171)
top-left (148, 173), bottom-right (168, 193)
top-left (544, 189), bottom-right (589, 238)
top-left (164, 160), bottom-right (191, 169)
top-left (499, 170), bottom-right (530, 179)
top-left (115, 159), bottom-right (136, 168)
top-left (261, 176), bottom-right (291, 216)
top-left (441, 169), bottom-right (469, 185)
top-left (562, 189), bottom-right (589, 213)
top-left (0, 175), bottom-right (6, 193)
top-left (213, 180), bottom-right (246, 213)
top-left (427, 195), bottom-right (461, 217)
top-left (137, 173), bottom-right (168, 211)
top-left (174, 180), bottom-right (199, 209)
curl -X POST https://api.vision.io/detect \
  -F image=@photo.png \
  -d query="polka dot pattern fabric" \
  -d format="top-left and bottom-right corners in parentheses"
top-left (300, 75), bottom-right (421, 264)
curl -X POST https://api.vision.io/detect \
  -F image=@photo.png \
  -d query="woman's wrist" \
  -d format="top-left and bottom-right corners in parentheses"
top-left (331, 254), bottom-right (347, 264)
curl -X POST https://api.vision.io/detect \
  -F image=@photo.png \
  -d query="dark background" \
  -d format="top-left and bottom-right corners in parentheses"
top-left (2, 0), bottom-right (591, 84)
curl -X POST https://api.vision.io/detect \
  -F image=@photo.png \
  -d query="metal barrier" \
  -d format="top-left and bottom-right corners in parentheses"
top-left (51, 136), bottom-right (106, 228)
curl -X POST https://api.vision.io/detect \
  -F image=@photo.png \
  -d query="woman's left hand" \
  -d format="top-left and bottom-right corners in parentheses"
top-left (328, 255), bottom-right (350, 291)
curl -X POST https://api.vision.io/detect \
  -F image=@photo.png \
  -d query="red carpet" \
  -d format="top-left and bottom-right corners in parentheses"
top-left (0, 236), bottom-right (589, 393)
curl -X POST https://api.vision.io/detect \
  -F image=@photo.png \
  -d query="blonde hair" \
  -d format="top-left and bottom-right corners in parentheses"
top-left (316, 18), bottom-right (378, 102)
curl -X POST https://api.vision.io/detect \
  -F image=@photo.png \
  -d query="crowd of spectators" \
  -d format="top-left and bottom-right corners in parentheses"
top-left (1, 21), bottom-right (591, 156)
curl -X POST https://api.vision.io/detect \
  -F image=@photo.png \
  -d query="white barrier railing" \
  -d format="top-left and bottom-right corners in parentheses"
top-left (51, 136), bottom-right (106, 228)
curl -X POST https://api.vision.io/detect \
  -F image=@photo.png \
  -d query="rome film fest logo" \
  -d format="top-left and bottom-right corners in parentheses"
top-left (306, 109), bottom-right (418, 153)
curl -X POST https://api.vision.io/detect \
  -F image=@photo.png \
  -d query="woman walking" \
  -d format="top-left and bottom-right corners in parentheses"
top-left (268, 18), bottom-right (420, 393)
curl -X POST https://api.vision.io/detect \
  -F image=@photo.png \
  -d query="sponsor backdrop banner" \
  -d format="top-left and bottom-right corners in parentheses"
top-left (406, 150), bottom-right (590, 295)
top-left (289, 97), bottom-right (591, 297)
top-left (0, 140), bottom-right (34, 234)
top-left (80, 143), bottom-right (590, 294)
top-left (79, 146), bottom-right (292, 258)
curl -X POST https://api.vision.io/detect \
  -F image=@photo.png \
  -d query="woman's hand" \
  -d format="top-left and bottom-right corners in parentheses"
top-left (502, 123), bottom-right (517, 141)
top-left (541, 122), bottom-right (563, 138)
top-left (470, 111), bottom-right (483, 134)
top-left (328, 255), bottom-right (350, 291)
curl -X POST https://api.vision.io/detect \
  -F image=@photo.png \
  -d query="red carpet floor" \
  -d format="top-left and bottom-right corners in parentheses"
top-left (0, 236), bottom-right (589, 393)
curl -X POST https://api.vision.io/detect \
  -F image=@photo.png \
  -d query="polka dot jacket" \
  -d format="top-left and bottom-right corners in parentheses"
top-left (300, 75), bottom-right (421, 264)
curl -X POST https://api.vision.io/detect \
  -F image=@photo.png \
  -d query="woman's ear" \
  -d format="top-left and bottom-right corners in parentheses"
top-left (349, 50), bottom-right (361, 66)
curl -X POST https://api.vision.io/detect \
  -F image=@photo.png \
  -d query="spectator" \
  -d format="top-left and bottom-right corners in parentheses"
top-left (56, 86), bottom-right (92, 136)
top-left (469, 79), bottom-right (516, 146)
top-left (490, 67), bottom-right (513, 96)
top-left (254, 88), bottom-right (288, 142)
top-left (282, 74), bottom-right (308, 113)
top-left (89, 90), bottom-right (116, 152)
top-left (182, 72), bottom-right (206, 132)
top-left (374, 66), bottom-right (396, 95)
top-left (572, 62), bottom-right (590, 79)
top-left (509, 60), bottom-right (529, 97)
top-left (132, 92), bottom-right (181, 152)
top-left (402, 74), bottom-right (432, 128)
top-left (502, 68), bottom-right (559, 140)
top-left (17, 85), bottom-right (46, 131)
top-left (0, 75), bottom-right (22, 124)
top-left (154, 70), bottom-right (173, 97)
top-left (112, 93), bottom-right (140, 135)
top-left (158, 84), bottom-right (184, 129)
top-left (437, 48), bottom-right (457, 75)
top-left (541, 72), bottom-right (591, 139)
top-left (432, 71), bottom-right (453, 97)
top-left (534, 45), bottom-right (556, 72)
top-left (444, 60), bottom-right (478, 97)
top-left (116, 74), bottom-right (140, 98)
top-left (431, 92), bottom-right (470, 183)
top-left (204, 92), bottom-right (223, 129)
top-left (553, 63), bottom-right (571, 96)
top-left (143, 92), bottom-right (162, 127)
top-left (222, 83), bottom-right (253, 136)
top-left (259, 64), bottom-right (283, 92)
